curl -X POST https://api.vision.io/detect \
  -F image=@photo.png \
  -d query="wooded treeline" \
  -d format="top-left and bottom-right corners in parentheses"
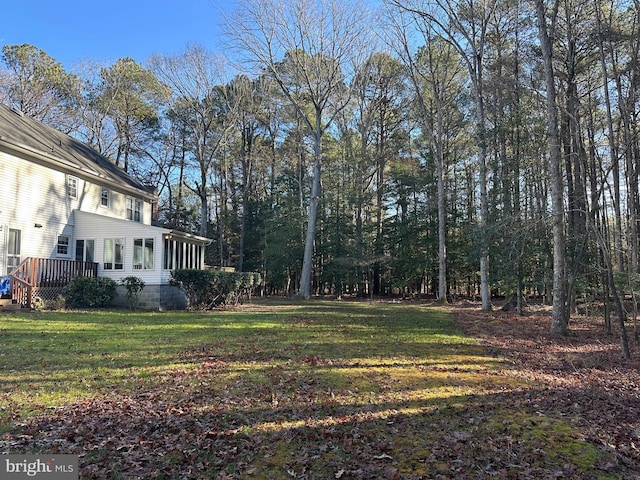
top-left (2, 0), bottom-right (640, 344)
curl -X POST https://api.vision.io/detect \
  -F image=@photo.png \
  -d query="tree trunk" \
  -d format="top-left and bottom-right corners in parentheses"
top-left (477, 94), bottom-right (491, 312)
top-left (373, 143), bottom-right (385, 296)
top-left (238, 124), bottom-right (254, 273)
top-left (436, 144), bottom-right (447, 302)
top-left (535, 0), bottom-right (569, 335)
top-left (591, 218), bottom-right (631, 359)
top-left (299, 126), bottom-right (322, 299)
top-left (435, 86), bottom-right (448, 303)
top-left (595, 0), bottom-right (624, 270)
top-left (606, 258), bottom-right (630, 359)
top-left (470, 37), bottom-right (491, 312)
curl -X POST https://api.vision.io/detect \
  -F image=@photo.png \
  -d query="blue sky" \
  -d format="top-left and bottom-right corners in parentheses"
top-left (0, 0), bottom-right (229, 69)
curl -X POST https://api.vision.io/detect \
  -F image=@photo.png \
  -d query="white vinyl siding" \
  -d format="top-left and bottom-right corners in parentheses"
top-left (1, 152), bottom-right (153, 227)
top-left (0, 153), bottom-right (75, 266)
top-left (73, 211), bottom-right (165, 284)
top-left (0, 150), bottom-right (194, 283)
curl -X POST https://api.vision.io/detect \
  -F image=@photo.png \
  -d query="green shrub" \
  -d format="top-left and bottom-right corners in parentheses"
top-left (170, 270), bottom-right (261, 309)
top-left (120, 276), bottom-right (146, 310)
top-left (64, 277), bottom-right (117, 308)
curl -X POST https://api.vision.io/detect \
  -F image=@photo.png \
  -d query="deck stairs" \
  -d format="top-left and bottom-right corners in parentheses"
top-left (0, 298), bottom-right (23, 311)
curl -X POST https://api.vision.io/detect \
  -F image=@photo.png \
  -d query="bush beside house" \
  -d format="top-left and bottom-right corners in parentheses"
top-left (63, 277), bottom-right (117, 308)
top-left (56, 271), bottom-right (260, 311)
top-left (170, 270), bottom-right (261, 309)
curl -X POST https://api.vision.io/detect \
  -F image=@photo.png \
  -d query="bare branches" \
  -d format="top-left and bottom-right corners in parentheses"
top-left (148, 45), bottom-right (236, 237)
top-left (224, 0), bottom-right (376, 297)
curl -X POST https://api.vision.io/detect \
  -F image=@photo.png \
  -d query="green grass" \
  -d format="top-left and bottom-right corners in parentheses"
top-left (0, 300), bottom-right (620, 479)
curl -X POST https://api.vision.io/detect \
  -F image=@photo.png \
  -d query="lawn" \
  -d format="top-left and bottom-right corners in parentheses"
top-left (0, 299), bottom-right (630, 479)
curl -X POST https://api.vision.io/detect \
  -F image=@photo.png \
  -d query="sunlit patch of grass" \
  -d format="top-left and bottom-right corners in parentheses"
top-left (524, 415), bottom-right (602, 470)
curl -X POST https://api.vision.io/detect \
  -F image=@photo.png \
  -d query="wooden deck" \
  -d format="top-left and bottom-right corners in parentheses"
top-left (8, 257), bottom-right (99, 308)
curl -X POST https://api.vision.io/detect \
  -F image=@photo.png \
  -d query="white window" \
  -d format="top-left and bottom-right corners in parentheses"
top-left (133, 238), bottom-right (154, 270)
top-left (68, 176), bottom-right (78, 198)
top-left (7, 229), bottom-right (21, 275)
top-left (57, 235), bottom-right (70, 256)
top-left (126, 197), bottom-right (142, 222)
top-left (100, 188), bottom-right (110, 207)
top-left (104, 238), bottom-right (124, 270)
top-left (75, 239), bottom-right (95, 263)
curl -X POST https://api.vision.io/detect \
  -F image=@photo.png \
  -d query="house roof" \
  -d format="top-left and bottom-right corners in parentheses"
top-left (0, 103), bottom-right (154, 199)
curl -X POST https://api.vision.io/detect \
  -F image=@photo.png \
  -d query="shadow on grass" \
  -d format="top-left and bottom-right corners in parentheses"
top-left (3, 300), bottom-right (636, 479)
top-left (2, 384), bottom-right (632, 479)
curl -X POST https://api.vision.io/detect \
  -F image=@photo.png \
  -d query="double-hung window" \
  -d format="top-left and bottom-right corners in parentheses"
top-left (57, 235), bottom-right (70, 256)
top-left (126, 197), bottom-right (142, 222)
top-left (100, 188), bottom-right (110, 207)
top-left (68, 176), bottom-right (78, 198)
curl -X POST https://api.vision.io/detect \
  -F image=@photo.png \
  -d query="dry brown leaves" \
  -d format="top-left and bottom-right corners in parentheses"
top-left (453, 301), bottom-right (640, 476)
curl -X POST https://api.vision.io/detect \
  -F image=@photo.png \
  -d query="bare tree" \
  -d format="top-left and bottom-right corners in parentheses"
top-left (67, 59), bottom-right (119, 158)
top-left (149, 45), bottom-right (234, 238)
top-left (387, 10), bottom-right (467, 304)
top-left (226, 0), bottom-right (373, 298)
top-left (387, 0), bottom-right (497, 311)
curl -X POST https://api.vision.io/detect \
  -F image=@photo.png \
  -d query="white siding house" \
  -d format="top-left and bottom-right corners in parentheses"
top-left (0, 103), bottom-right (211, 309)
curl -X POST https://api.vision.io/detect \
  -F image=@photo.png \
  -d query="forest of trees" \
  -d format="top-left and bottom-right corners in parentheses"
top-left (3, 0), bottom-right (640, 347)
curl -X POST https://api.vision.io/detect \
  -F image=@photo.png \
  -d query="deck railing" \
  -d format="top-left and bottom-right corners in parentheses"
top-left (10, 275), bottom-right (32, 308)
top-left (9, 257), bottom-right (99, 307)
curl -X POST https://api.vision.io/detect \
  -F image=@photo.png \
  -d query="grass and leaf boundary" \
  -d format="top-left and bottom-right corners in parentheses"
top-left (1, 299), bottom-right (636, 479)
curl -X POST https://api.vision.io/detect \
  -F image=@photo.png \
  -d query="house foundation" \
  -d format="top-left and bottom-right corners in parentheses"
top-left (113, 284), bottom-right (187, 310)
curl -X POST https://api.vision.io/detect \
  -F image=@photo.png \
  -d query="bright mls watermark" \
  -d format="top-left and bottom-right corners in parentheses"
top-left (2, 455), bottom-right (78, 479)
